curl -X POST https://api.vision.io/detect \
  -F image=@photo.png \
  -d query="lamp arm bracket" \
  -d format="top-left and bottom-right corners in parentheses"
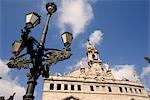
top-left (11, 53), bottom-right (28, 59)
top-left (44, 48), bottom-right (72, 66)
top-left (21, 28), bottom-right (30, 40)
top-left (29, 36), bottom-right (40, 45)
top-left (44, 48), bottom-right (62, 52)
top-left (7, 53), bottom-right (31, 69)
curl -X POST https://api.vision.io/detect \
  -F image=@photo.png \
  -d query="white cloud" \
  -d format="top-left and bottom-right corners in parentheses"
top-left (75, 57), bottom-right (88, 69)
top-left (81, 30), bottom-right (103, 47)
top-left (40, 0), bottom-right (47, 13)
top-left (140, 64), bottom-right (150, 94)
top-left (65, 57), bottom-right (88, 73)
top-left (141, 64), bottom-right (150, 78)
top-left (0, 60), bottom-right (10, 78)
top-left (89, 30), bottom-right (103, 46)
top-left (58, 0), bottom-right (94, 38)
top-left (111, 64), bottom-right (137, 81)
top-left (39, 0), bottom-right (95, 38)
top-left (0, 59), bottom-right (25, 100)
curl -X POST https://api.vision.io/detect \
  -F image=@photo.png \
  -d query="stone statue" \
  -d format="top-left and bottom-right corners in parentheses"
top-left (80, 61), bottom-right (86, 77)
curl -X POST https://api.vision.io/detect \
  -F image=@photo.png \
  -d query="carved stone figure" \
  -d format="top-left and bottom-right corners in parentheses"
top-left (79, 61), bottom-right (86, 77)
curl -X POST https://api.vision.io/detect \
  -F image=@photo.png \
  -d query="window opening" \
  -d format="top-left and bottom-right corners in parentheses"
top-left (139, 89), bottom-right (142, 94)
top-left (119, 87), bottom-right (123, 93)
top-left (108, 87), bottom-right (112, 92)
top-left (50, 83), bottom-right (54, 90)
top-left (78, 85), bottom-right (81, 91)
top-left (64, 84), bottom-right (68, 90)
top-left (130, 88), bottom-right (133, 93)
top-left (57, 84), bottom-right (61, 90)
top-left (102, 86), bottom-right (105, 88)
top-left (125, 87), bottom-right (128, 93)
top-left (90, 86), bottom-right (94, 91)
top-left (71, 85), bottom-right (74, 90)
top-left (134, 88), bottom-right (137, 93)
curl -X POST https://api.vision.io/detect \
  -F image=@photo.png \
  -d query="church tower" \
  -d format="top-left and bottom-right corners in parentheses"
top-left (86, 40), bottom-right (114, 79)
top-left (86, 40), bottom-right (102, 76)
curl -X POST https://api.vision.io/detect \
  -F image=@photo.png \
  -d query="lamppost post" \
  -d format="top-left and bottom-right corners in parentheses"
top-left (40, 2), bottom-right (57, 47)
top-left (39, 13), bottom-right (51, 47)
top-left (7, 2), bottom-right (73, 100)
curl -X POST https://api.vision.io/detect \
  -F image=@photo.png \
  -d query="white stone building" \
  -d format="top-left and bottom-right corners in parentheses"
top-left (42, 41), bottom-right (150, 100)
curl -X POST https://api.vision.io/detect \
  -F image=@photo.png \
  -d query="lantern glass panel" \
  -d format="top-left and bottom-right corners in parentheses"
top-left (12, 40), bottom-right (25, 56)
top-left (61, 32), bottom-right (73, 48)
top-left (26, 12), bottom-right (40, 29)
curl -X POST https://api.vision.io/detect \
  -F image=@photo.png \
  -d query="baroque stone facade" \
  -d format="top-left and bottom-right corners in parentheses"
top-left (42, 41), bottom-right (150, 100)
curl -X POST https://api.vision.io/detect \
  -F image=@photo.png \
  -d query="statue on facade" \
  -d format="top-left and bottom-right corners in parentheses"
top-left (79, 61), bottom-right (86, 77)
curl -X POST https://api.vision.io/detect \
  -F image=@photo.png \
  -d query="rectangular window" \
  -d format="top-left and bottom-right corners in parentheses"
top-left (50, 83), bottom-right (54, 90)
top-left (119, 87), bottom-right (123, 93)
top-left (90, 86), bottom-right (94, 91)
top-left (64, 84), bottom-right (68, 90)
top-left (57, 84), bottom-right (61, 90)
top-left (102, 86), bottom-right (105, 88)
top-left (96, 85), bottom-right (99, 88)
top-left (78, 85), bottom-right (81, 91)
top-left (71, 85), bottom-right (74, 90)
top-left (108, 87), bottom-right (112, 92)
top-left (96, 85), bottom-right (99, 90)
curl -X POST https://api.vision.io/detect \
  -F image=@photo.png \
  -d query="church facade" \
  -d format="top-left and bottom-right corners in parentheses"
top-left (42, 41), bottom-right (150, 100)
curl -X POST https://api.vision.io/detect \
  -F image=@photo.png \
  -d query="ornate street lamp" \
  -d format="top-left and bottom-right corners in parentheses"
top-left (7, 2), bottom-right (73, 100)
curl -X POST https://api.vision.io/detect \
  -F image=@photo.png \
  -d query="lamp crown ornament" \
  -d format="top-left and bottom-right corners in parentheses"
top-left (46, 2), bottom-right (57, 14)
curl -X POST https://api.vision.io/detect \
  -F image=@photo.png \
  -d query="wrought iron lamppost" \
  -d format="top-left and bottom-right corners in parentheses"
top-left (7, 2), bottom-right (73, 100)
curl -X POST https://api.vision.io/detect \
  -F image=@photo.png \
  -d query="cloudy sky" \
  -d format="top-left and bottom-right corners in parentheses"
top-left (0, 0), bottom-right (149, 100)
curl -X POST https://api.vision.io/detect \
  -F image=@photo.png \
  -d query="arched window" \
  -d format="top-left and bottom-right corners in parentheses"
top-left (62, 96), bottom-right (80, 100)
top-left (130, 98), bottom-right (135, 100)
top-left (125, 87), bottom-right (128, 93)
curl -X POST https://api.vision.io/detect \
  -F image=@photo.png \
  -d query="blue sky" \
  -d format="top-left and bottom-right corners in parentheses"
top-left (0, 0), bottom-right (149, 100)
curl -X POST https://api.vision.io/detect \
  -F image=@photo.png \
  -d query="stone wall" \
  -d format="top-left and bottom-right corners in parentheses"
top-left (42, 76), bottom-right (150, 100)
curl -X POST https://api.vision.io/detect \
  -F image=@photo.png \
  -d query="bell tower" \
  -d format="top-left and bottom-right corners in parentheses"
top-left (86, 40), bottom-right (102, 76)
top-left (86, 40), bottom-right (114, 79)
